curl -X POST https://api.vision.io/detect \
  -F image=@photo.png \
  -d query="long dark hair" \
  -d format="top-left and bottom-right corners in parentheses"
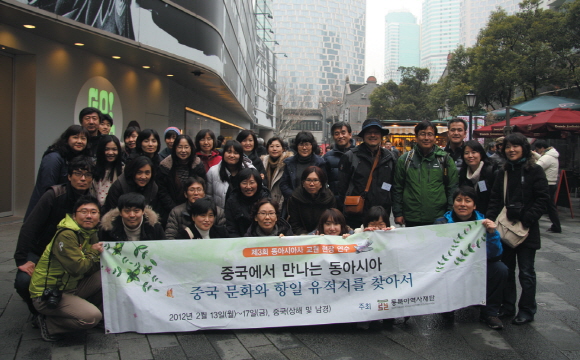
top-left (136, 128), bottom-right (161, 156)
top-left (94, 135), bottom-right (123, 182)
top-left (170, 135), bottom-right (196, 167)
top-left (219, 140), bottom-right (245, 183)
top-left (45, 125), bottom-right (91, 160)
top-left (195, 129), bottom-right (217, 153)
top-left (124, 156), bottom-right (154, 188)
top-left (502, 133), bottom-right (532, 161)
top-left (460, 140), bottom-right (489, 174)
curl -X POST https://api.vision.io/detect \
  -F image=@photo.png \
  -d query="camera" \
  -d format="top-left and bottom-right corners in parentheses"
top-left (506, 202), bottom-right (523, 221)
top-left (42, 288), bottom-right (62, 309)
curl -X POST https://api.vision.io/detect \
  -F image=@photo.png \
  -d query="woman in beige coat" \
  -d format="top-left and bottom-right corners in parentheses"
top-left (261, 137), bottom-right (292, 209)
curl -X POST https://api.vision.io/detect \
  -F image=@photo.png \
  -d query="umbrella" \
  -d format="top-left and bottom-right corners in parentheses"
top-left (489, 96), bottom-right (580, 118)
top-left (514, 108), bottom-right (580, 134)
top-left (489, 115), bottom-right (536, 131)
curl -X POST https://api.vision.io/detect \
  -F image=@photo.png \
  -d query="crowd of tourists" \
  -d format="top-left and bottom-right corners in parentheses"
top-left (14, 107), bottom-right (557, 341)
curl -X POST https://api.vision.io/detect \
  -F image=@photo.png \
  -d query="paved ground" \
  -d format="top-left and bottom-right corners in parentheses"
top-left (1, 203), bottom-right (580, 360)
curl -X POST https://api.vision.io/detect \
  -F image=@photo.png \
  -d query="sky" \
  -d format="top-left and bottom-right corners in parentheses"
top-left (365, 0), bottom-right (423, 84)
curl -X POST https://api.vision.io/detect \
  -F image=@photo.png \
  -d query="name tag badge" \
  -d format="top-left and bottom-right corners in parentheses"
top-left (478, 180), bottom-right (487, 192)
top-left (381, 182), bottom-right (392, 191)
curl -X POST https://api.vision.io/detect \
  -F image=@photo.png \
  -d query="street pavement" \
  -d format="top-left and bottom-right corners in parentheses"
top-left (1, 203), bottom-right (580, 360)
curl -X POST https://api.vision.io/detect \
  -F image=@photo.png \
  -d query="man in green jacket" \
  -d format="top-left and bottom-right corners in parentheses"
top-left (29, 196), bottom-right (104, 342)
top-left (393, 121), bottom-right (458, 227)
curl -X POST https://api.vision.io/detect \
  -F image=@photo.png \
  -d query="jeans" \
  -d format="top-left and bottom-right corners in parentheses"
top-left (502, 246), bottom-right (537, 319)
top-left (484, 260), bottom-right (508, 317)
top-left (14, 253), bottom-right (40, 315)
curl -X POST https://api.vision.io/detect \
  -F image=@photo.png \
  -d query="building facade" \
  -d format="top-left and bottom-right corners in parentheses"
top-left (384, 11), bottom-right (421, 84)
top-left (420, 0), bottom-right (461, 82)
top-left (0, 0), bottom-right (274, 217)
top-left (339, 76), bottom-right (379, 135)
top-left (271, 0), bottom-right (366, 109)
top-left (460, 0), bottom-right (520, 48)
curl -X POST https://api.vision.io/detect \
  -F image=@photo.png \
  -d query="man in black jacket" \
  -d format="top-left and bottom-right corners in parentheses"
top-left (14, 156), bottom-right (94, 318)
top-left (79, 107), bottom-right (102, 158)
top-left (324, 122), bottom-right (355, 207)
top-left (338, 119), bottom-right (395, 228)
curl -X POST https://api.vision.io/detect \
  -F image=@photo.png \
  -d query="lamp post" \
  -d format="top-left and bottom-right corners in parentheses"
top-left (437, 108), bottom-right (445, 122)
top-left (465, 90), bottom-right (477, 140)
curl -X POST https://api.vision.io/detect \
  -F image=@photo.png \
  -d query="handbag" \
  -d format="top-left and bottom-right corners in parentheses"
top-left (496, 173), bottom-right (529, 248)
top-left (344, 150), bottom-right (380, 216)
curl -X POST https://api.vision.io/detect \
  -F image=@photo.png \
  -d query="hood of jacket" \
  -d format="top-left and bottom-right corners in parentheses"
top-left (100, 206), bottom-right (160, 231)
top-left (159, 154), bottom-right (202, 171)
top-left (261, 151), bottom-right (293, 167)
top-left (441, 210), bottom-right (484, 223)
top-left (544, 147), bottom-right (559, 159)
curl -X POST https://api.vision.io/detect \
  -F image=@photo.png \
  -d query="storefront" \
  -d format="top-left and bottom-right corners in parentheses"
top-left (381, 120), bottom-right (448, 154)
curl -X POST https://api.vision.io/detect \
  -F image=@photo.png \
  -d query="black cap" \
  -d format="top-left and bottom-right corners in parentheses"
top-left (359, 119), bottom-right (389, 137)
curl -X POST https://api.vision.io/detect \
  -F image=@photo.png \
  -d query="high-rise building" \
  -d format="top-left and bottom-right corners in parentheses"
top-left (420, 0), bottom-right (461, 82)
top-left (384, 11), bottom-right (421, 84)
top-left (271, 0), bottom-right (366, 110)
top-left (460, 0), bottom-right (519, 48)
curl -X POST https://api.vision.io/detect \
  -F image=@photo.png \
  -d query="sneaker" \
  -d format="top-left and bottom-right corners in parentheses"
top-left (480, 316), bottom-right (504, 330)
top-left (37, 315), bottom-right (62, 342)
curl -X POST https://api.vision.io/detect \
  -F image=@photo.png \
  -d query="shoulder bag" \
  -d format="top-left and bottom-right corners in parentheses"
top-left (496, 172), bottom-right (529, 248)
top-left (344, 150), bottom-right (380, 216)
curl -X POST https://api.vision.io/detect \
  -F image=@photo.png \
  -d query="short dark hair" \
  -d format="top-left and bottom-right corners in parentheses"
top-left (49, 125), bottom-right (91, 159)
top-left (534, 140), bottom-right (548, 149)
top-left (101, 113), bottom-right (113, 126)
top-left (300, 166), bottom-right (327, 187)
top-left (448, 118), bottom-right (467, 130)
top-left (292, 131), bottom-right (319, 154)
top-left (183, 176), bottom-right (206, 194)
top-left (136, 129), bottom-right (161, 155)
top-left (233, 168), bottom-right (263, 194)
top-left (78, 107), bottom-right (102, 123)
top-left (124, 156), bottom-right (155, 186)
top-left (187, 197), bottom-right (217, 217)
top-left (117, 192), bottom-right (146, 211)
top-left (252, 198), bottom-right (280, 220)
top-left (502, 133), bottom-right (531, 159)
top-left (67, 156), bottom-right (93, 176)
top-left (414, 120), bottom-right (438, 136)
top-left (195, 129), bottom-right (216, 152)
top-left (266, 136), bottom-right (286, 150)
top-left (330, 122), bottom-right (352, 135)
top-left (452, 186), bottom-right (478, 204)
top-left (73, 195), bottom-right (101, 214)
top-left (316, 208), bottom-right (348, 235)
top-left (236, 130), bottom-right (257, 152)
top-left (124, 126), bottom-right (139, 142)
top-left (363, 206), bottom-right (390, 227)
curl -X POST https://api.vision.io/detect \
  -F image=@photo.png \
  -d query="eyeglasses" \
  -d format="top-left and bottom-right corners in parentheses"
top-left (72, 171), bottom-right (93, 179)
top-left (257, 211), bottom-right (276, 217)
top-left (241, 180), bottom-right (257, 186)
top-left (304, 179), bottom-right (320, 184)
top-left (417, 132), bottom-right (436, 138)
top-left (76, 209), bottom-right (99, 216)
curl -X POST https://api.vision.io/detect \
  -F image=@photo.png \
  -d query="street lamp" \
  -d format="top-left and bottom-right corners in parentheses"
top-left (437, 108), bottom-right (445, 121)
top-left (465, 90), bottom-right (477, 140)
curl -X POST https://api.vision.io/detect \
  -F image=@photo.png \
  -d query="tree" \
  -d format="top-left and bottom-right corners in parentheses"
top-left (275, 83), bottom-right (313, 139)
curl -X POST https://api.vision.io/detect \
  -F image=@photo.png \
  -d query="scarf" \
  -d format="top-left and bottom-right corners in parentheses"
top-left (466, 161), bottom-right (484, 185)
top-left (256, 223), bottom-right (279, 237)
top-left (266, 156), bottom-right (280, 186)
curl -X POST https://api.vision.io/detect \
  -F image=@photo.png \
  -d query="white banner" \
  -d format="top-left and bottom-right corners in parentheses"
top-left (101, 222), bottom-right (487, 334)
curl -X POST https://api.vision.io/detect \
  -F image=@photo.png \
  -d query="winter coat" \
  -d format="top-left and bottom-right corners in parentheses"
top-left (533, 147), bottom-right (559, 185)
top-left (197, 150), bottom-right (222, 172)
top-left (486, 158), bottom-right (550, 250)
top-left (392, 144), bottom-right (458, 223)
top-left (337, 144), bottom-right (396, 226)
top-left (444, 142), bottom-right (464, 169)
top-left (102, 173), bottom-right (160, 215)
top-left (458, 160), bottom-right (498, 216)
top-left (25, 151), bottom-right (70, 220)
top-left (177, 225), bottom-right (230, 240)
top-left (287, 186), bottom-right (337, 235)
top-left (99, 207), bottom-right (165, 242)
top-left (279, 154), bottom-right (326, 200)
top-left (165, 201), bottom-right (227, 239)
top-left (159, 147), bottom-right (171, 160)
top-left (15, 183), bottom-right (89, 267)
top-left (29, 214), bottom-right (100, 298)
top-left (246, 151), bottom-right (266, 175)
top-left (434, 210), bottom-right (503, 261)
top-left (323, 141), bottom-right (355, 205)
top-left (225, 188), bottom-right (270, 238)
top-left (206, 159), bottom-right (255, 209)
top-left (156, 155), bottom-right (206, 217)
top-left (261, 152), bottom-right (293, 208)
top-left (244, 218), bottom-right (294, 237)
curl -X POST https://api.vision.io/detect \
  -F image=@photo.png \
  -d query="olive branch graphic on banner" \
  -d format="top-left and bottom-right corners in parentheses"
top-left (435, 221), bottom-right (486, 272)
top-left (103, 242), bottom-right (163, 293)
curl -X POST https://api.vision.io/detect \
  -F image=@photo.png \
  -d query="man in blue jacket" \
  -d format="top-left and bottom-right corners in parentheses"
top-left (435, 186), bottom-right (508, 329)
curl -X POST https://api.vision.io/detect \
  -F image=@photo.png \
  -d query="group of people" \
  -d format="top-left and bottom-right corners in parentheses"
top-left (14, 107), bottom-right (556, 341)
